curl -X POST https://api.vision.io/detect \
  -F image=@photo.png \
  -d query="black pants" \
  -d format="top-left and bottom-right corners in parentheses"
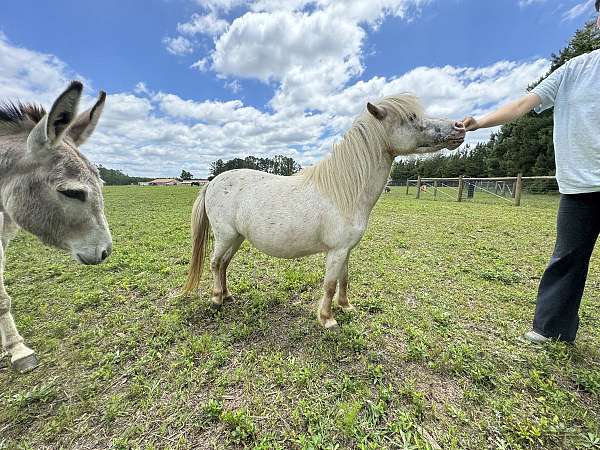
top-left (533, 192), bottom-right (600, 342)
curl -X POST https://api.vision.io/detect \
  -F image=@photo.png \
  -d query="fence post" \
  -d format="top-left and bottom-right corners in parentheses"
top-left (433, 180), bottom-right (438, 199)
top-left (405, 179), bottom-right (410, 195)
top-left (416, 176), bottom-right (422, 199)
top-left (514, 173), bottom-right (523, 206)
top-left (457, 175), bottom-right (464, 202)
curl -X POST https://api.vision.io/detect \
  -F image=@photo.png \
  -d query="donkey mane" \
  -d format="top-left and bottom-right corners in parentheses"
top-left (0, 102), bottom-right (46, 136)
top-left (300, 94), bottom-right (424, 217)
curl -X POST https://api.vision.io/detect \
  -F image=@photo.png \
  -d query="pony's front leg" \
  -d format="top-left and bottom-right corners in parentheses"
top-left (336, 254), bottom-right (355, 312)
top-left (318, 249), bottom-right (349, 329)
top-left (0, 246), bottom-right (38, 373)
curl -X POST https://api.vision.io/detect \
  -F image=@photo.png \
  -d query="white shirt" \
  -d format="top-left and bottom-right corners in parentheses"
top-left (532, 49), bottom-right (600, 194)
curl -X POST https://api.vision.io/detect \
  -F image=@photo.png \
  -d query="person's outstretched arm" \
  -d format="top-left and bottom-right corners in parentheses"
top-left (461, 93), bottom-right (542, 131)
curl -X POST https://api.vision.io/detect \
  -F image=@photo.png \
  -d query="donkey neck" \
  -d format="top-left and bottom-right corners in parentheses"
top-left (0, 132), bottom-right (29, 173)
top-left (0, 133), bottom-right (29, 211)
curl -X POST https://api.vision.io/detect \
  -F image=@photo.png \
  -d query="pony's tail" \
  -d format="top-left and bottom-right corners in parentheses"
top-left (183, 187), bottom-right (210, 294)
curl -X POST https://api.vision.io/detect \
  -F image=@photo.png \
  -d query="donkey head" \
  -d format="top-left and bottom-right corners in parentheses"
top-left (3, 81), bottom-right (112, 264)
top-left (366, 96), bottom-right (466, 156)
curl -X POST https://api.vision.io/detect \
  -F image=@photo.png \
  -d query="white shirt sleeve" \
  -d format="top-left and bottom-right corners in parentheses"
top-left (531, 63), bottom-right (567, 113)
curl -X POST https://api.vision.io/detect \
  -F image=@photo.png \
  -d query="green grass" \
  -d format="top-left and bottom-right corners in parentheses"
top-left (1, 185), bottom-right (599, 449)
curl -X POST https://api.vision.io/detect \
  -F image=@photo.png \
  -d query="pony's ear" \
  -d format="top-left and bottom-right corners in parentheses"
top-left (27, 81), bottom-right (83, 153)
top-left (367, 102), bottom-right (387, 121)
top-left (68, 91), bottom-right (106, 146)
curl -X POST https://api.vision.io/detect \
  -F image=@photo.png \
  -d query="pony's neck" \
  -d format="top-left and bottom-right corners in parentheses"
top-left (304, 119), bottom-right (393, 221)
top-left (357, 151), bottom-right (394, 218)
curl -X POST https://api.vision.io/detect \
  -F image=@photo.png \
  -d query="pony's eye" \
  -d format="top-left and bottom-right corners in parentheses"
top-left (59, 189), bottom-right (87, 202)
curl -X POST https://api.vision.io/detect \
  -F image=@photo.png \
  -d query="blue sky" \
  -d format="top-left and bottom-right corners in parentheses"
top-left (1, 0), bottom-right (597, 177)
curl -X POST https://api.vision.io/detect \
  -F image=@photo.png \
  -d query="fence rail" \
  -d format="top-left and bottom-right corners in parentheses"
top-left (405, 174), bottom-right (557, 206)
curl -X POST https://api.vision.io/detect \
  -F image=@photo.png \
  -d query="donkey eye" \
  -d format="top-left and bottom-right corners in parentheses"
top-left (59, 189), bottom-right (87, 202)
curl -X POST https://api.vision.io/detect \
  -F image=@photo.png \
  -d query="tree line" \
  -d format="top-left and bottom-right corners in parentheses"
top-left (97, 165), bottom-right (152, 185)
top-left (209, 155), bottom-right (302, 178)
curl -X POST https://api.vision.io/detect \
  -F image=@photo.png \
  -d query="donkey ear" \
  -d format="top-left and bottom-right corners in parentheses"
top-left (27, 81), bottom-right (83, 155)
top-left (46, 81), bottom-right (83, 143)
top-left (68, 91), bottom-right (106, 146)
top-left (367, 102), bottom-right (387, 121)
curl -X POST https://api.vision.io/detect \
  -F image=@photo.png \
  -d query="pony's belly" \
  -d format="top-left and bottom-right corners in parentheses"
top-left (243, 221), bottom-right (325, 258)
top-left (250, 236), bottom-right (324, 259)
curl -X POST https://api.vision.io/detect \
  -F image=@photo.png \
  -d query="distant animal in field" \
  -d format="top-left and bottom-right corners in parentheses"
top-left (0, 81), bottom-right (112, 373)
top-left (384, 186), bottom-right (391, 193)
top-left (184, 94), bottom-right (465, 328)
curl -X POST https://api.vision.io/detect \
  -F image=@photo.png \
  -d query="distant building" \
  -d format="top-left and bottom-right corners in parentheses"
top-left (148, 178), bottom-right (180, 186)
top-left (180, 179), bottom-right (209, 186)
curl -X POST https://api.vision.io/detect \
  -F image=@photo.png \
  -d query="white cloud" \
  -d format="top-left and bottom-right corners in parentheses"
top-left (134, 82), bottom-right (150, 95)
top-left (193, 0), bottom-right (246, 12)
top-left (518, 0), bottom-right (547, 7)
top-left (177, 12), bottom-right (229, 36)
top-left (190, 58), bottom-right (209, 71)
top-left (0, 33), bottom-right (87, 104)
top-left (562, 0), bottom-right (595, 21)
top-left (1, 10), bottom-right (551, 179)
top-left (162, 36), bottom-right (194, 55)
top-left (89, 57), bottom-right (549, 177)
top-left (171, 0), bottom-right (432, 93)
top-left (212, 10), bottom-right (365, 83)
top-left (225, 79), bottom-right (242, 93)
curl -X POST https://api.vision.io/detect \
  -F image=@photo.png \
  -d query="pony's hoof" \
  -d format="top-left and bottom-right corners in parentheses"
top-left (339, 304), bottom-right (356, 313)
top-left (320, 318), bottom-right (339, 329)
top-left (12, 354), bottom-right (40, 374)
top-left (325, 319), bottom-right (339, 330)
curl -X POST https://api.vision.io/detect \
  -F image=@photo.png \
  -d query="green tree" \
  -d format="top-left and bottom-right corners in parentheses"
top-left (209, 155), bottom-right (302, 177)
top-left (180, 170), bottom-right (193, 180)
top-left (97, 165), bottom-right (152, 185)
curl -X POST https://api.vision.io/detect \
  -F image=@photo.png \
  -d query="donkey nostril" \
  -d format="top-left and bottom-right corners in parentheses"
top-left (454, 121), bottom-right (466, 130)
top-left (101, 249), bottom-right (109, 261)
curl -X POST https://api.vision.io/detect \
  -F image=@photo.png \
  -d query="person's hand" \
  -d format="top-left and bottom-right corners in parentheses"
top-left (460, 116), bottom-right (479, 131)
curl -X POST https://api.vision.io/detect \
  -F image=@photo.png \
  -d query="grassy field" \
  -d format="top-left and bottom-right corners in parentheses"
top-left (1, 186), bottom-right (599, 449)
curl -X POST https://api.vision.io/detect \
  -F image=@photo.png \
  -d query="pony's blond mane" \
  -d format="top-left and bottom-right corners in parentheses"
top-left (300, 94), bottom-right (423, 217)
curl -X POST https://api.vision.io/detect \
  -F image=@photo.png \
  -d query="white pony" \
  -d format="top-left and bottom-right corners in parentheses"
top-left (184, 94), bottom-right (465, 328)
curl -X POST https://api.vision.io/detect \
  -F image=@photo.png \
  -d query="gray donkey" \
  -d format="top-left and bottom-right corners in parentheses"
top-left (0, 81), bottom-right (112, 373)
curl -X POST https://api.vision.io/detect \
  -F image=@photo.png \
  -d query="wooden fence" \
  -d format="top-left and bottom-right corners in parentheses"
top-left (405, 175), bottom-right (556, 206)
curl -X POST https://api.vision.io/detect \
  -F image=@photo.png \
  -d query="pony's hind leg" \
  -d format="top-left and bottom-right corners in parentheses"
top-left (318, 249), bottom-right (350, 329)
top-left (220, 235), bottom-right (244, 303)
top-left (210, 229), bottom-right (241, 308)
top-left (336, 254), bottom-right (355, 312)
